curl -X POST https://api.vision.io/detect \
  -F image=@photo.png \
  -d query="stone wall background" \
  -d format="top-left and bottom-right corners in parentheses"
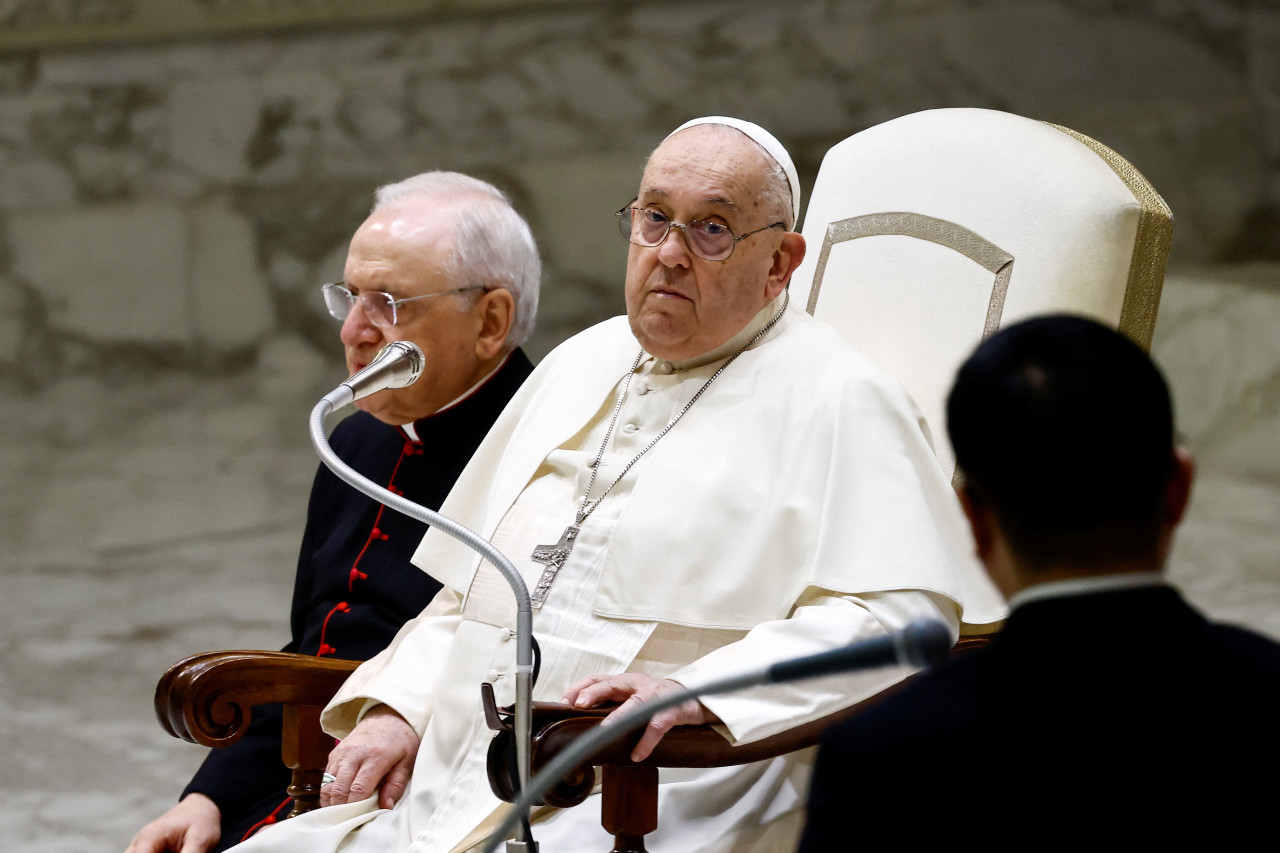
top-left (0, 0), bottom-right (1278, 379)
top-left (3, 2), bottom-right (1280, 850)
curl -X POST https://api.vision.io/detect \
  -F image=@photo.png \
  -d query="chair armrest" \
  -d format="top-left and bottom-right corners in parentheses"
top-left (155, 650), bottom-right (361, 748)
top-left (488, 633), bottom-right (994, 808)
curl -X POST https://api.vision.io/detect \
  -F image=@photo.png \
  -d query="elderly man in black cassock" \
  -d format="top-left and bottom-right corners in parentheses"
top-left (127, 172), bottom-right (541, 853)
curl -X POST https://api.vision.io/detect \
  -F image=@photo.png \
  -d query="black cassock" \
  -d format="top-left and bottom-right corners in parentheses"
top-left (182, 350), bottom-right (532, 850)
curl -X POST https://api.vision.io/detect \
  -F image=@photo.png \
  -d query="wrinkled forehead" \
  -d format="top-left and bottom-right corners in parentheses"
top-left (659, 117), bottom-right (799, 222)
top-left (346, 204), bottom-right (459, 284)
top-left (354, 202), bottom-right (460, 255)
top-left (638, 126), bottom-right (775, 211)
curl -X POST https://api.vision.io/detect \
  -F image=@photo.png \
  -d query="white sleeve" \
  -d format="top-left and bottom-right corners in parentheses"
top-left (667, 587), bottom-right (958, 744)
top-left (320, 586), bottom-right (463, 739)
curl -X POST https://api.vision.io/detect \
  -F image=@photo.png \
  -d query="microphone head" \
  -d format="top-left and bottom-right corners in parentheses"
top-left (370, 340), bottom-right (426, 389)
top-left (895, 619), bottom-right (953, 669)
top-left (342, 340), bottom-right (426, 403)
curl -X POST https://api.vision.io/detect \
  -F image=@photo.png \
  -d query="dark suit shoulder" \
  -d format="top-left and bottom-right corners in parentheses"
top-left (802, 587), bottom-right (1280, 851)
top-left (1203, 619), bottom-right (1280, 662)
top-left (821, 647), bottom-right (998, 754)
top-left (1200, 620), bottom-right (1280, 703)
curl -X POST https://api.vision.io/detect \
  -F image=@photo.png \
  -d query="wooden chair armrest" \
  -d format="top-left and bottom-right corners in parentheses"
top-left (485, 681), bottom-right (903, 810)
top-left (155, 650), bottom-right (361, 748)
top-left (489, 633), bottom-right (994, 808)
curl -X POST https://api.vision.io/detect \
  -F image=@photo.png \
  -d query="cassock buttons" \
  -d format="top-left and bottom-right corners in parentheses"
top-left (636, 381), bottom-right (652, 395)
top-left (655, 361), bottom-right (674, 375)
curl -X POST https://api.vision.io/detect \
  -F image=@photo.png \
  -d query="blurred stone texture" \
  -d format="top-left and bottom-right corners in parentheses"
top-left (0, 1), bottom-right (1278, 850)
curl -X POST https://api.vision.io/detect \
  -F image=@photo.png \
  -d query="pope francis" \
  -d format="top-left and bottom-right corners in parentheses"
top-left (227, 117), bottom-right (1004, 853)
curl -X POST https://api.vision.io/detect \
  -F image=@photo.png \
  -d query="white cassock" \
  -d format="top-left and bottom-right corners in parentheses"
top-left (230, 293), bottom-right (1005, 853)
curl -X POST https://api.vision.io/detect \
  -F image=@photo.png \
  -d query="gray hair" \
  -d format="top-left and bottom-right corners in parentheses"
top-left (372, 172), bottom-right (541, 350)
top-left (758, 161), bottom-right (795, 231)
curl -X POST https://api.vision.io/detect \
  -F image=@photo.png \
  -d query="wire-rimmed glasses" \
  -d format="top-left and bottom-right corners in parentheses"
top-left (322, 282), bottom-right (485, 327)
top-left (615, 200), bottom-right (785, 261)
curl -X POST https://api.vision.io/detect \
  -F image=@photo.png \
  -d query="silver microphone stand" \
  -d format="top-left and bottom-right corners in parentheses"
top-left (311, 341), bottom-right (538, 852)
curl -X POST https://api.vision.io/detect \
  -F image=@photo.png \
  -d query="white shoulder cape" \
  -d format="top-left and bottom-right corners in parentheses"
top-left (411, 306), bottom-right (1005, 630)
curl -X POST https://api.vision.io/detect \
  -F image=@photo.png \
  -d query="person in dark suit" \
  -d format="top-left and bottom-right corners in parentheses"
top-left (127, 172), bottom-right (541, 853)
top-left (799, 314), bottom-right (1280, 849)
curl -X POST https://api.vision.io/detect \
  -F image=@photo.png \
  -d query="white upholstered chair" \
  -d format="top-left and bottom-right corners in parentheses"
top-left (793, 107), bottom-right (1173, 479)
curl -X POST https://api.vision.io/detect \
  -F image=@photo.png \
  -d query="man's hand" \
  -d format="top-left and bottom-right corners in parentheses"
top-left (562, 673), bottom-right (721, 762)
top-left (320, 705), bottom-right (420, 810)
top-left (125, 793), bottom-right (221, 853)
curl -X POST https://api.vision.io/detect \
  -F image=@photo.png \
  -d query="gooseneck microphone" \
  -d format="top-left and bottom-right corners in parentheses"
top-left (768, 617), bottom-right (952, 683)
top-left (311, 341), bottom-right (540, 853)
top-left (479, 618), bottom-right (953, 853)
top-left (322, 339), bottom-right (426, 409)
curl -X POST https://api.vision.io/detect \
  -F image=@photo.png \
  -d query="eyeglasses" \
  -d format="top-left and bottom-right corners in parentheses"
top-left (322, 282), bottom-right (485, 327)
top-left (615, 201), bottom-right (785, 261)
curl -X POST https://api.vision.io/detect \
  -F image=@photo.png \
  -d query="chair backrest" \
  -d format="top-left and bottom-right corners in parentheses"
top-left (792, 107), bottom-right (1173, 479)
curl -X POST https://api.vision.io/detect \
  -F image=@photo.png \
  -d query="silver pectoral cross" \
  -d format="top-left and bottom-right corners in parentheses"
top-left (530, 524), bottom-right (580, 608)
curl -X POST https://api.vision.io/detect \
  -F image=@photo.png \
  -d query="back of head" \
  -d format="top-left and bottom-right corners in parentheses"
top-left (946, 314), bottom-right (1176, 568)
top-left (374, 172), bottom-right (541, 350)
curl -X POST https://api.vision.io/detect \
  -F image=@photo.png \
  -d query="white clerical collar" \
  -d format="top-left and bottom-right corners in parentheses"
top-left (1007, 571), bottom-right (1168, 612)
top-left (399, 351), bottom-right (513, 442)
top-left (643, 292), bottom-right (788, 374)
